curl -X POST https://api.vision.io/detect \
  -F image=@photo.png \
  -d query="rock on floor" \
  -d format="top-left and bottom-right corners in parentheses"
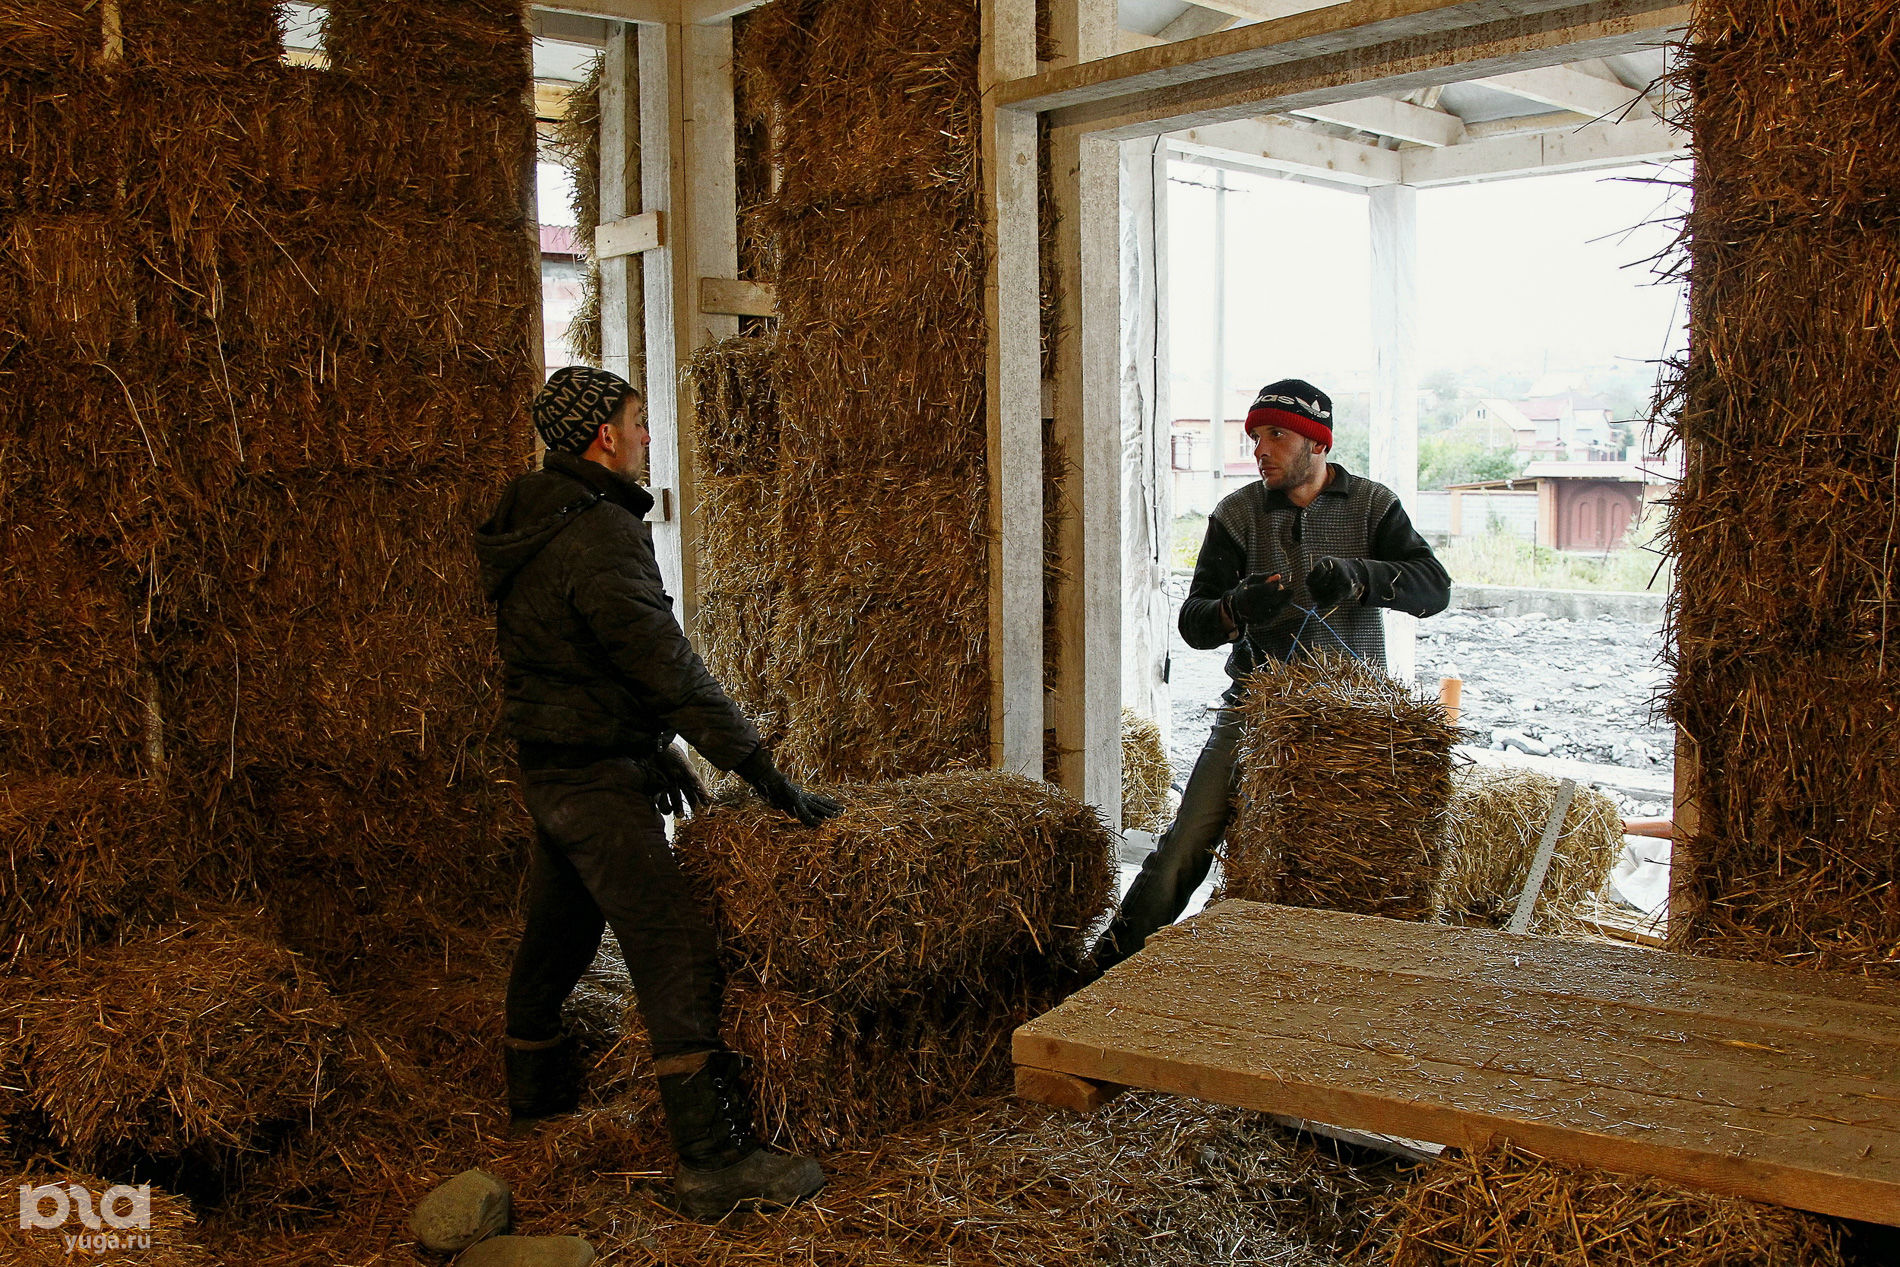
top-left (408, 1168), bottom-right (511, 1253)
top-left (458, 1235), bottom-right (596, 1267)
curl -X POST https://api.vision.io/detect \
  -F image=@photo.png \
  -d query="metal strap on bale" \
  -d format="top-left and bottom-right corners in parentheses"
top-left (1508, 777), bottom-right (1578, 934)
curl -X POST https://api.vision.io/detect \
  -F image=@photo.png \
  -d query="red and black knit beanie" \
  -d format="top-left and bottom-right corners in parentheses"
top-left (533, 366), bottom-right (637, 455)
top-left (1244, 378), bottom-right (1333, 448)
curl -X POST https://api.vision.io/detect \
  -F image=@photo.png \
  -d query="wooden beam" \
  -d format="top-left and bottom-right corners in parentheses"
top-left (638, 21), bottom-right (692, 607)
top-left (682, 0), bottom-right (769, 24)
top-left (698, 277), bottom-right (775, 317)
top-left (1401, 110), bottom-right (1684, 185)
top-left (1369, 183), bottom-right (1418, 680)
top-left (1017, 902), bottom-right (1900, 1226)
top-left (1015, 1065), bottom-right (1126, 1113)
top-left (1291, 94), bottom-right (1466, 146)
top-left (1460, 106), bottom-right (1595, 140)
top-left (998, 0), bottom-right (1689, 140)
top-left (535, 0), bottom-right (679, 25)
top-left (982, 0), bottom-right (1045, 778)
top-left (594, 210), bottom-right (665, 258)
top-left (1168, 118), bottom-right (1401, 187)
top-left (597, 24), bottom-right (643, 386)
top-left (1158, 5), bottom-right (1242, 43)
top-left (1475, 63), bottom-right (1644, 119)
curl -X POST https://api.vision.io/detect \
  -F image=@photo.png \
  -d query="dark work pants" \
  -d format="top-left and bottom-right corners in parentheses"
top-left (505, 758), bottom-right (725, 1062)
top-left (1092, 706), bottom-right (1242, 973)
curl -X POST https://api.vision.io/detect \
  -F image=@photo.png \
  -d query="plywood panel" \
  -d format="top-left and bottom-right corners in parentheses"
top-left (1015, 901), bottom-right (1900, 1224)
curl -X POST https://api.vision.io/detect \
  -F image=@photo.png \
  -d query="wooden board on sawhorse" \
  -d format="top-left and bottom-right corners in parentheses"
top-left (1013, 900), bottom-right (1900, 1226)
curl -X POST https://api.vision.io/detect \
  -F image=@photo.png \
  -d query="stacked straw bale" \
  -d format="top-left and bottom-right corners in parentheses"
top-left (1381, 1143), bottom-right (1844, 1266)
top-left (1121, 708), bottom-right (1171, 832)
top-left (1432, 767), bottom-right (1625, 936)
top-left (1663, 3), bottom-right (1900, 975)
top-left (673, 770), bottom-right (1114, 1149)
top-left (1225, 655), bottom-right (1457, 919)
top-left (1, 0), bottom-right (538, 1235)
top-left (1, 916), bottom-right (346, 1171)
top-left (720, 0), bottom-right (989, 782)
top-left (3, 1170), bottom-right (212, 1266)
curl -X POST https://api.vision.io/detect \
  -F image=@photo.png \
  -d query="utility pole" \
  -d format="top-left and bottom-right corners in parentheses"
top-left (1208, 169), bottom-right (1228, 506)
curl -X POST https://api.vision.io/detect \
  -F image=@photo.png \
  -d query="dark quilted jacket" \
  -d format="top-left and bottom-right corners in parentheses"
top-left (473, 453), bottom-right (760, 770)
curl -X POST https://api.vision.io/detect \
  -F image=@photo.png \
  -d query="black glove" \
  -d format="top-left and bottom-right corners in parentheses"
top-left (650, 743), bottom-right (709, 818)
top-left (1222, 572), bottom-right (1292, 627)
top-left (1306, 556), bottom-right (1366, 609)
top-left (734, 747), bottom-right (844, 828)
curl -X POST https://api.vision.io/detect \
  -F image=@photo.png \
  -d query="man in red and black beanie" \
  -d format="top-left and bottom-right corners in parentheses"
top-left (475, 365), bottom-right (839, 1218)
top-left (1090, 377), bottom-right (1450, 973)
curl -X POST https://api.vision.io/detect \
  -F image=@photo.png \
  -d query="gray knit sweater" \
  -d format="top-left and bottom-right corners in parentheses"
top-left (1179, 465), bottom-right (1451, 691)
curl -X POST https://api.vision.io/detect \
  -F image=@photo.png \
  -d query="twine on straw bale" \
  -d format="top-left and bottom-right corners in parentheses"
top-left (1225, 655), bottom-right (1458, 919)
top-left (1432, 767), bottom-right (1625, 936)
top-left (3, 1171), bottom-right (211, 1266)
top-left (674, 771), bottom-right (1113, 1005)
top-left (1121, 708), bottom-right (1171, 832)
top-left (1378, 1143), bottom-right (1844, 1266)
top-left (2, 917), bottom-right (346, 1170)
top-left (1660, 3), bottom-right (1900, 974)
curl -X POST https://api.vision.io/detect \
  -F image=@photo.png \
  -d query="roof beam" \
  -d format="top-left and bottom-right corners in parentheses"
top-left (1000, 0), bottom-right (1691, 141)
top-left (1169, 117), bottom-right (1402, 187)
top-left (1186, 0), bottom-right (1330, 24)
top-left (535, 0), bottom-right (680, 24)
top-left (1401, 110), bottom-right (1684, 185)
top-left (1473, 64), bottom-right (1643, 119)
top-left (1290, 95), bottom-right (1466, 146)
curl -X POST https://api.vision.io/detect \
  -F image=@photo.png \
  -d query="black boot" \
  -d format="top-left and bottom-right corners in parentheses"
top-left (656, 1050), bottom-right (824, 1220)
top-left (504, 1033), bottom-right (581, 1126)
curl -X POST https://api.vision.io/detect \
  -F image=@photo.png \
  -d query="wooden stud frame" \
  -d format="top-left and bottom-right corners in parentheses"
top-left (985, 0), bottom-right (1689, 812)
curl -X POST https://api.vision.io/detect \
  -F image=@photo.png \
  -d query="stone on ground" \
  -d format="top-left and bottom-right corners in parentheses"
top-left (408, 1168), bottom-right (511, 1252)
top-left (458, 1235), bottom-right (596, 1267)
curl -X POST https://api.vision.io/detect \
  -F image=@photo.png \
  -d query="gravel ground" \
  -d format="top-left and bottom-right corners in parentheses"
top-left (1162, 588), bottom-right (1675, 816)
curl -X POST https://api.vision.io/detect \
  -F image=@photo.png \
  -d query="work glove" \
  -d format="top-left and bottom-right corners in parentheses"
top-left (651, 742), bottom-right (710, 818)
top-left (1222, 572), bottom-right (1292, 627)
top-left (734, 747), bottom-right (845, 828)
top-left (1306, 556), bottom-right (1366, 609)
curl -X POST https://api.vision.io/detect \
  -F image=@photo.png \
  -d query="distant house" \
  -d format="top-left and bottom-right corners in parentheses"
top-left (1447, 458), bottom-right (1676, 551)
top-left (1455, 394), bottom-right (1627, 462)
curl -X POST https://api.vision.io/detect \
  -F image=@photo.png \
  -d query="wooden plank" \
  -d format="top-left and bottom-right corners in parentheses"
top-left (638, 22), bottom-right (691, 603)
top-left (981, 0), bottom-right (1045, 777)
top-left (595, 210), bottom-right (666, 259)
top-left (1168, 118), bottom-right (1402, 186)
top-left (1292, 93), bottom-right (1467, 146)
top-left (1475, 63), bottom-right (1643, 118)
top-left (683, 0), bottom-right (769, 24)
top-left (1401, 109), bottom-right (1684, 185)
top-left (1019, 1), bottom-right (1690, 141)
top-left (698, 277), bottom-right (775, 317)
top-left (597, 25), bottom-right (643, 386)
top-left (996, 0), bottom-right (1667, 114)
top-left (1015, 902), bottom-right (1900, 1224)
top-left (1015, 1066), bottom-right (1126, 1113)
top-left (537, 0), bottom-right (680, 24)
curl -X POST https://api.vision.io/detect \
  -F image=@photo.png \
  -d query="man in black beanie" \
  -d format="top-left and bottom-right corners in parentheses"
top-left (1089, 378), bottom-right (1450, 974)
top-left (474, 365), bottom-right (840, 1219)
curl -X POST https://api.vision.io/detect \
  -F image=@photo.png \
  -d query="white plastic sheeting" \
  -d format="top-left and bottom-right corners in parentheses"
top-left (1121, 139), bottom-right (1173, 746)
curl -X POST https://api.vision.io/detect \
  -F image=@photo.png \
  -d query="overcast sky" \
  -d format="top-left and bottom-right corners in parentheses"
top-left (1167, 160), bottom-right (1691, 412)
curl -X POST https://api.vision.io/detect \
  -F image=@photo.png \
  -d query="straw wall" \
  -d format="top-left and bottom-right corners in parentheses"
top-left (1664, 2), bottom-right (1900, 976)
top-left (717, 0), bottom-right (988, 783)
top-left (1, 0), bottom-right (538, 1225)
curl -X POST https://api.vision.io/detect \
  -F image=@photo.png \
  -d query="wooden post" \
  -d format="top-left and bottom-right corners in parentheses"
top-left (599, 24), bottom-right (644, 388)
top-left (983, 0), bottom-right (1044, 778)
top-left (1369, 181), bottom-right (1419, 684)
top-left (1051, 123), bottom-right (1123, 823)
top-left (1120, 136), bottom-right (1172, 749)
top-left (637, 20), bottom-right (697, 621)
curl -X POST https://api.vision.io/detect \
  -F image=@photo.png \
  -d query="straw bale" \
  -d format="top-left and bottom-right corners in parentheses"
top-left (1432, 767), bottom-right (1624, 936)
top-left (323, 0), bottom-right (528, 102)
top-left (764, 194), bottom-right (983, 337)
top-left (1121, 709), bottom-right (1171, 832)
top-left (1661, 3), bottom-right (1900, 974)
top-left (1379, 1142), bottom-right (1844, 1266)
top-left (0, 2), bottom-right (101, 76)
top-left (735, 0), bottom-right (979, 213)
top-left (0, 775), bottom-right (176, 965)
top-left (118, 0), bottom-right (281, 79)
top-left (0, 214), bottom-right (135, 358)
top-left (2, 1170), bottom-right (211, 1266)
top-left (0, 526), bottom-right (155, 777)
top-left (3, 915), bottom-right (346, 1169)
top-left (0, 76), bottom-right (120, 215)
top-left (1226, 655), bottom-right (1458, 919)
top-left (689, 334), bottom-right (780, 477)
top-left (549, 55), bottom-right (608, 366)
top-left (673, 770), bottom-right (1113, 1005)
